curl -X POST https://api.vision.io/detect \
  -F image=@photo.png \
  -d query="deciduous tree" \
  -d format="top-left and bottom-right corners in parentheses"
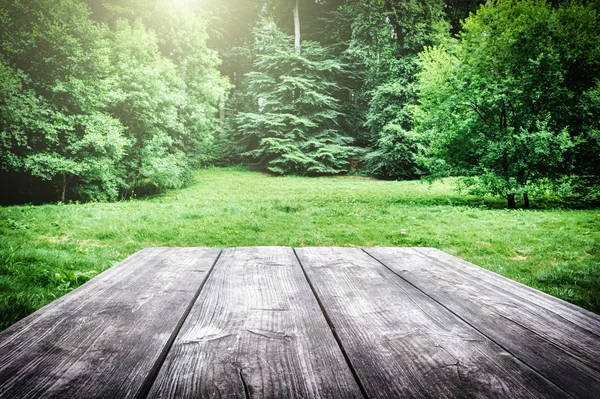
top-left (416, 0), bottom-right (599, 207)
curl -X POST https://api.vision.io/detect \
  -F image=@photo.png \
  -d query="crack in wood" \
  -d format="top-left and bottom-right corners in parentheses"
top-left (237, 368), bottom-right (251, 399)
top-left (180, 333), bottom-right (232, 345)
top-left (245, 328), bottom-right (292, 341)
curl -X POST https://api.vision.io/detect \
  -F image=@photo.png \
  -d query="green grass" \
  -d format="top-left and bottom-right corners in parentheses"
top-left (1, 167), bottom-right (599, 330)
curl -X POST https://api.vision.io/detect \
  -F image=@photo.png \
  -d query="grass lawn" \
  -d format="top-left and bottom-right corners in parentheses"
top-left (1, 167), bottom-right (599, 330)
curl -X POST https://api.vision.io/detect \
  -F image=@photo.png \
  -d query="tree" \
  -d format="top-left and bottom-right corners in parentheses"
top-left (147, 1), bottom-right (230, 167)
top-left (416, 0), bottom-right (599, 207)
top-left (293, 0), bottom-right (301, 52)
top-left (343, 0), bottom-right (449, 179)
top-left (81, 0), bottom-right (160, 26)
top-left (196, 0), bottom-right (262, 91)
top-left (1, 0), bottom-right (230, 204)
top-left (102, 2), bottom-right (229, 196)
top-left (549, 1), bottom-right (600, 197)
top-left (0, 0), bottom-right (128, 202)
top-left (108, 19), bottom-right (189, 195)
top-left (230, 21), bottom-right (358, 175)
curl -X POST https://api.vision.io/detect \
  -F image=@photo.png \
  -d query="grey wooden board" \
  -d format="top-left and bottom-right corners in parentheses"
top-left (296, 247), bottom-right (570, 399)
top-left (365, 247), bottom-right (600, 398)
top-left (414, 247), bottom-right (600, 335)
top-left (0, 247), bottom-right (220, 399)
top-left (148, 246), bottom-right (363, 399)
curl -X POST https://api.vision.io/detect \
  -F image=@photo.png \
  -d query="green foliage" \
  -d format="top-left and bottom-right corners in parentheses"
top-left (550, 2), bottom-right (600, 190)
top-left (147, 1), bottom-right (230, 166)
top-left (363, 77), bottom-right (424, 179)
top-left (416, 0), bottom-right (600, 207)
top-left (231, 22), bottom-right (358, 175)
top-left (0, 0), bottom-right (228, 203)
top-left (108, 19), bottom-right (189, 192)
top-left (0, 0), bottom-right (127, 202)
top-left (107, 4), bottom-right (229, 195)
top-left (2, 0), bottom-right (599, 207)
top-left (343, 0), bottom-right (449, 179)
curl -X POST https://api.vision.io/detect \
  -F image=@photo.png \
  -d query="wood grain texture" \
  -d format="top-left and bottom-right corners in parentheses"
top-left (0, 247), bottom-right (220, 399)
top-left (297, 247), bottom-right (569, 399)
top-left (148, 246), bottom-right (363, 399)
top-left (365, 247), bottom-right (600, 398)
top-left (413, 247), bottom-right (600, 334)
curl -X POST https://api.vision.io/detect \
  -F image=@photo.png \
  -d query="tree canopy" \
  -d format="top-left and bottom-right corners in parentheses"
top-left (0, 0), bottom-right (228, 203)
top-left (417, 0), bottom-right (600, 207)
top-left (1, 0), bottom-right (598, 207)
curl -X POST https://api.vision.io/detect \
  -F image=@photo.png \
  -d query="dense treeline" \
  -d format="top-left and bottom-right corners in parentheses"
top-left (1, 0), bottom-right (598, 207)
top-left (0, 0), bottom-right (228, 203)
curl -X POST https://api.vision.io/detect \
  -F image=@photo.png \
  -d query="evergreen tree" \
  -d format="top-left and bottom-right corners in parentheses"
top-left (230, 21), bottom-right (358, 175)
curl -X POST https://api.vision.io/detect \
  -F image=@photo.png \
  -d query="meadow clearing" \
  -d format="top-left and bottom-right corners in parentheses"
top-left (1, 167), bottom-right (598, 330)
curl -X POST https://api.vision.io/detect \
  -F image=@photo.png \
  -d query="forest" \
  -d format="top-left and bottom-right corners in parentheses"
top-left (1, 0), bottom-right (599, 208)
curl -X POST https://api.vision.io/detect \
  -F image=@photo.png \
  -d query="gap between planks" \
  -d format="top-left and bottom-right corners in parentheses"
top-left (136, 249), bottom-right (224, 398)
top-left (292, 248), bottom-right (370, 399)
top-left (3, 247), bottom-right (598, 399)
top-left (146, 247), bottom-right (363, 398)
top-left (360, 248), bottom-right (573, 398)
top-left (363, 247), bottom-right (600, 398)
top-left (296, 247), bottom-right (572, 398)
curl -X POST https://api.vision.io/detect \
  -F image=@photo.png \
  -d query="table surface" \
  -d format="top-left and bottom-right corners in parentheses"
top-left (1, 247), bottom-right (599, 398)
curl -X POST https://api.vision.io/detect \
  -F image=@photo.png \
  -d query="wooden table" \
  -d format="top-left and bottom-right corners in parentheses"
top-left (1, 247), bottom-right (599, 398)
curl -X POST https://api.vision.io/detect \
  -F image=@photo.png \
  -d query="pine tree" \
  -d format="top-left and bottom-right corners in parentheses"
top-left (231, 21), bottom-right (358, 175)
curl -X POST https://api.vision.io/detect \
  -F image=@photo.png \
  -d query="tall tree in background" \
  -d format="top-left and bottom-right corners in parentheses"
top-left (230, 22), bottom-right (357, 175)
top-left (195, 0), bottom-right (263, 91)
top-left (81, 0), bottom-right (159, 25)
top-left (147, 1), bottom-right (230, 167)
top-left (293, 0), bottom-right (301, 52)
top-left (195, 0), bottom-right (263, 163)
top-left (344, 0), bottom-right (449, 179)
top-left (313, 1), bottom-right (368, 150)
top-left (550, 0), bottom-right (600, 196)
top-left (0, 0), bottom-right (127, 203)
top-left (104, 1), bottom-right (229, 195)
top-left (108, 19), bottom-right (189, 194)
top-left (416, 0), bottom-right (599, 207)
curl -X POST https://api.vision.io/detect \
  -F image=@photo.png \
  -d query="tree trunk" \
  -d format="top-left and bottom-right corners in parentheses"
top-left (517, 169), bottom-right (529, 209)
top-left (293, 0), bottom-right (301, 54)
top-left (507, 193), bottom-right (516, 209)
top-left (61, 173), bottom-right (67, 203)
top-left (219, 106), bottom-right (225, 137)
top-left (384, 0), bottom-right (404, 56)
top-left (292, 0), bottom-right (301, 100)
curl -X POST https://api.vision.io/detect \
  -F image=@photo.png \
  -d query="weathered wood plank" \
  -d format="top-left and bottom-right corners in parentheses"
top-left (415, 247), bottom-right (600, 334)
top-left (365, 247), bottom-right (600, 398)
top-left (297, 247), bottom-right (569, 399)
top-left (0, 247), bottom-right (220, 399)
top-left (148, 246), bottom-right (363, 399)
